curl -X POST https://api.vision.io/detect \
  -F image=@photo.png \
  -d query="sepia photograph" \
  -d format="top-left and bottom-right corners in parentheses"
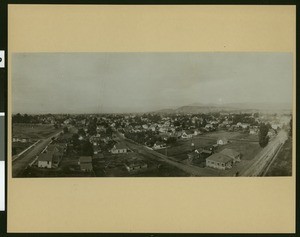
top-left (11, 52), bottom-right (293, 178)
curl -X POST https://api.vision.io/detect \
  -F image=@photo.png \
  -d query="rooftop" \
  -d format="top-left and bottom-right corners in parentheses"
top-left (80, 163), bottom-right (93, 170)
top-left (206, 153), bottom-right (233, 163)
top-left (79, 156), bottom-right (92, 163)
top-left (220, 148), bottom-right (240, 158)
top-left (38, 152), bottom-right (53, 162)
top-left (114, 143), bottom-right (127, 150)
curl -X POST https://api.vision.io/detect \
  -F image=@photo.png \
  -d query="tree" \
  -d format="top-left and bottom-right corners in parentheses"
top-left (259, 123), bottom-right (269, 148)
top-left (78, 128), bottom-right (86, 137)
top-left (72, 133), bottom-right (80, 148)
top-left (201, 119), bottom-right (207, 127)
top-left (166, 137), bottom-right (177, 145)
top-left (289, 118), bottom-right (292, 137)
top-left (78, 140), bottom-right (94, 156)
top-left (63, 127), bottom-right (69, 133)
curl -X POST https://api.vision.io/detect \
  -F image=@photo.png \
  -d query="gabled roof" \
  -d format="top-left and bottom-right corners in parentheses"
top-left (206, 153), bottom-right (233, 163)
top-left (200, 149), bottom-right (212, 154)
top-left (114, 143), bottom-right (127, 150)
top-left (79, 156), bottom-right (92, 163)
top-left (218, 137), bottom-right (228, 142)
top-left (80, 163), bottom-right (93, 170)
top-left (38, 152), bottom-right (53, 162)
top-left (155, 141), bottom-right (165, 146)
top-left (94, 153), bottom-right (104, 159)
top-left (220, 148), bottom-right (240, 158)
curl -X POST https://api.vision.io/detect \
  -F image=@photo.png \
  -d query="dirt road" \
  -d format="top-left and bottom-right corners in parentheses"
top-left (12, 130), bottom-right (62, 177)
top-left (241, 130), bottom-right (288, 176)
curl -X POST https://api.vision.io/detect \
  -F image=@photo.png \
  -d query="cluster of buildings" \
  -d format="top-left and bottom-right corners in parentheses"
top-left (37, 143), bottom-right (65, 169)
top-left (186, 137), bottom-right (241, 170)
top-left (14, 111), bottom-right (291, 175)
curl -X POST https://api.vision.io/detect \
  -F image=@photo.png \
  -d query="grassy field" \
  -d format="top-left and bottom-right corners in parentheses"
top-left (12, 123), bottom-right (60, 140)
top-left (265, 138), bottom-right (292, 176)
top-left (157, 130), bottom-right (259, 162)
top-left (12, 141), bottom-right (33, 156)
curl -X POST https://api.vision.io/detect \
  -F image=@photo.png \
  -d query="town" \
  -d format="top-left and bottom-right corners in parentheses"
top-left (12, 108), bottom-right (292, 177)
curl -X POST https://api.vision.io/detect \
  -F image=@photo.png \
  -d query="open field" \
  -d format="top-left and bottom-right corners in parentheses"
top-left (12, 142), bottom-right (33, 156)
top-left (157, 130), bottom-right (259, 162)
top-left (201, 130), bottom-right (259, 141)
top-left (265, 137), bottom-right (292, 176)
top-left (12, 123), bottom-right (60, 140)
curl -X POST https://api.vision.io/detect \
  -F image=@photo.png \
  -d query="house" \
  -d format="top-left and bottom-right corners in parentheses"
top-left (206, 153), bottom-right (233, 170)
top-left (93, 153), bottom-right (104, 159)
top-left (37, 145), bottom-right (63, 169)
top-left (78, 156), bottom-right (92, 165)
top-left (217, 137), bottom-right (228, 145)
top-left (111, 143), bottom-right (128, 154)
top-left (241, 123), bottom-right (250, 129)
top-left (268, 129), bottom-right (277, 137)
top-left (181, 131), bottom-right (193, 139)
top-left (205, 124), bottom-right (214, 130)
top-left (153, 141), bottom-right (166, 150)
top-left (142, 124), bottom-right (149, 130)
top-left (194, 129), bottom-right (202, 136)
top-left (125, 162), bottom-right (148, 172)
top-left (220, 148), bottom-right (241, 163)
top-left (37, 152), bottom-right (53, 169)
top-left (78, 156), bottom-right (93, 172)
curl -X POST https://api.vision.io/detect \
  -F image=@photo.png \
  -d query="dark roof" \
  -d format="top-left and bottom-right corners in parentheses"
top-left (206, 153), bottom-right (233, 163)
top-left (47, 145), bottom-right (59, 152)
top-left (38, 153), bottom-right (53, 162)
top-left (218, 137), bottom-right (228, 142)
top-left (80, 163), bottom-right (93, 170)
top-left (115, 143), bottom-right (127, 150)
top-left (79, 156), bottom-right (92, 163)
top-left (220, 148), bottom-right (240, 158)
top-left (94, 153), bottom-right (104, 159)
top-left (188, 151), bottom-right (199, 158)
top-left (201, 150), bottom-right (212, 154)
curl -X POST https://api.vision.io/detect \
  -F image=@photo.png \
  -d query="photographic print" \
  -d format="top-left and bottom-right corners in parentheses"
top-left (11, 52), bottom-right (293, 178)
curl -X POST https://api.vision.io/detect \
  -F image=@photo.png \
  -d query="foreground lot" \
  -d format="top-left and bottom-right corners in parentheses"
top-left (13, 123), bottom-right (60, 140)
top-left (265, 138), bottom-right (292, 176)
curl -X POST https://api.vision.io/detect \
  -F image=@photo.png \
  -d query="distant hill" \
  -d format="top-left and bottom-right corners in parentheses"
top-left (153, 102), bottom-right (292, 114)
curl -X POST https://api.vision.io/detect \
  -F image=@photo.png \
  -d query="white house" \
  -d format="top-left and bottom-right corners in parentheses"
top-left (111, 143), bottom-right (128, 154)
top-left (37, 153), bottom-right (53, 169)
top-left (217, 137), bottom-right (229, 145)
top-left (153, 141), bottom-right (166, 150)
top-left (181, 131), bottom-right (193, 139)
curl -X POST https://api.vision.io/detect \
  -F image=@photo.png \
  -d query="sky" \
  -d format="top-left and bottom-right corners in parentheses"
top-left (12, 52), bottom-right (293, 114)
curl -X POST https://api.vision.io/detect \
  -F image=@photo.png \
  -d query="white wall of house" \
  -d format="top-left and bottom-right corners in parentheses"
top-left (206, 160), bottom-right (232, 170)
top-left (38, 160), bottom-right (52, 169)
top-left (111, 148), bottom-right (127, 154)
top-left (217, 139), bottom-right (227, 145)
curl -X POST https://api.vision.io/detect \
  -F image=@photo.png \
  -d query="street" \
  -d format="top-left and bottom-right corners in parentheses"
top-left (241, 130), bottom-right (288, 176)
top-left (12, 130), bottom-right (62, 177)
